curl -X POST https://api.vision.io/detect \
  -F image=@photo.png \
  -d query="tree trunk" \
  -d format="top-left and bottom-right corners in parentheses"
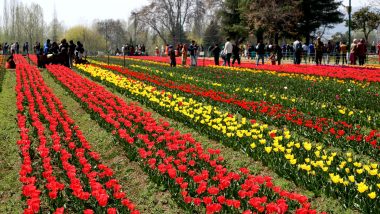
top-left (305, 32), bottom-right (311, 45)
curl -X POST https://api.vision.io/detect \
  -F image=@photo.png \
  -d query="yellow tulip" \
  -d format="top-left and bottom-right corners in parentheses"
top-left (290, 159), bottom-right (297, 165)
top-left (265, 147), bottom-right (272, 154)
top-left (368, 192), bottom-right (376, 199)
top-left (357, 182), bottom-right (369, 193)
top-left (303, 142), bottom-right (312, 151)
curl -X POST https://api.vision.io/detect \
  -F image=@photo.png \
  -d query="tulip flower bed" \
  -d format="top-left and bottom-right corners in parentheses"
top-left (28, 54), bottom-right (38, 65)
top-left (114, 62), bottom-right (379, 128)
top-left (94, 60), bottom-right (379, 130)
top-left (45, 64), bottom-right (325, 214)
top-left (71, 63), bottom-right (379, 213)
top-left (86, 62), bottom-right (380, 160)
top-left (103, 57), bottom-right (379, 113)
top-left (14, 55), bottom-right (138, 213)
top-left (121, 56), bottom-right (380, 82)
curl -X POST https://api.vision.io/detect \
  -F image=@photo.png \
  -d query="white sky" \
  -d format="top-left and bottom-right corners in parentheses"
top-left (0, 0), bottom-right (370, 28)
top-left (2, 0), bottom-right (149, 27)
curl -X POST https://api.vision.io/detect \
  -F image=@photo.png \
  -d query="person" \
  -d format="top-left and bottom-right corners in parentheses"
top-left (10, 42), bottom-right (16, 55)
top-left (269, 52), bottom-right (276, 65)
top-left (211, 43), bottom-right (221, 66)
top-left (141, 44), bottom-right (146, 55)
top-left (274, 43), bottom-right (283, 65)
top-left (221, 48), bottom-right (226, 66)
top-left (34, 42), bottom-right (41, 55)
top-left (334, 42), bottom-right (341, 65)
top-left (350, 39), bottom-right (358, 65)
top-left (165, 44), bottom-right (169, 56)
top-left (315, 37), bottom-right (323, 65)
top-left (308, 42), bottom-right (315, 63)
top-left (44, 39), bottom-right (51, 55)
top-left (326, 41), bottom-right (333, 64)
top-left (23, 42), bottom-right (29, 55)
top-left (76, 41), bottom-right (85, 59)
top-left (15, 42), bottom-right (20, 54)
top-left (189, 40), bottom-right (198, 66)
top-left (357, 38), bottom-right (367, 66)
top-left (155, 46), bottom-right (159, 56)
top-left (302, 43), bottom-right (308, 64)
top-left (340, 41), bottom-right (348, 65)
top-left (223, 38), bottom-right (233, 66)
top-left (181, 44), bottom-right (188, 66)
top-left (377, 42), bottom-right (380, 63)
top-left (3, 43), bottom-right (9, 55)
top-left (50, 42), bottom-right (59, 55)
top-left (68, 40), bottom-right (76, 68)
top-left (6, 53), bottom-right (16, 69)
top-left (168, 45), bottom-right (176, 67)
top-left (59, 39), bottom-right (69, 67)
top-left (294, 39), bottom-right (302, 64)
top-left (232, 44), bottom-right (241, 66)
top-left (256, 40), bottom-right (265, 65)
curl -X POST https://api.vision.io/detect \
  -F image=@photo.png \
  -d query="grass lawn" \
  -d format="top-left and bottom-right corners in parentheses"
top-left (0, 70), bottom-right (22, 213)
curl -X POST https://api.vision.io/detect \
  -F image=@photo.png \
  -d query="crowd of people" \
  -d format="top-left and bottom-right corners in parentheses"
top-left (116, 44), bottom-right (146, 56)
top-left (1, 39), bottom-right (86, 68)
top-left (148, 36), bottom-right (375, 68)
top-left (0, 42), bottom-right (29, 55)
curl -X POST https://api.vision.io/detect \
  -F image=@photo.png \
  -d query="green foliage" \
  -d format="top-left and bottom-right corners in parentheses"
top-left (350, 6), bottom-right (380, 42)
top-left (64, 25), bottom-right (106, 54)
top-left (219, 0), bottom-right (249, 44)
top-left (203, 20), bottom-right (223, 50)
top-left (298, 0), bottom-right (344, 43)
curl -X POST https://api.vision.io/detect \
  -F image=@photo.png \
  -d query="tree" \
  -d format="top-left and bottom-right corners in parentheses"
top-left (246, 0), bottom-right (302, 43)
top-left (25, 3), bottom-right (44, 47)
top-left (1, 1), bottom-right (45, 47)
top-left (134, 0), bottom-right (195, 45)
top-left (190, 0), bottom-right (206, 41)
top-left (331, 32), bottom-right (348, 43)
top-left (350, 6), bottom-right (380, 42)
top-left (203, 20), bottom-right (223, 50)
top-left (64, 25), bottom-right (106, 54)
top-left (96, 19), bottom-right (127, 50)
top-left (47, 7), bottom-right (65, 42)
top-left (297, 0), bottom-right (344, 44)
top-left (219, 0), bottom-right (249, 44)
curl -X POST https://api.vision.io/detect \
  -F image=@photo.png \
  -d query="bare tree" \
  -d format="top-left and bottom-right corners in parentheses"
top-left (25, 3), bottom-right (44, 47)
top-left (2, 0), bottom-right (46, 46)
top-left (48, 6), bottom-right (64, 42)
top-left (135, 0), bottom-right (195, 44)
top-left (246, 0), bottom-right (302, 42)
top-left (95, 19), bottom-right (127, 50)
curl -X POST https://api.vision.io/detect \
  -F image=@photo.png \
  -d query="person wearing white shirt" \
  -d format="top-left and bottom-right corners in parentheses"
top-left (223, 38), bottom-right (233, 66)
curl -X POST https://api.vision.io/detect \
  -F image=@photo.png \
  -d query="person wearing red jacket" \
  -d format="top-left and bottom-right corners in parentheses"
top-left (357, 39), bottom-right (367, 66)
top-left (377, 42), bottom-right (380, 63)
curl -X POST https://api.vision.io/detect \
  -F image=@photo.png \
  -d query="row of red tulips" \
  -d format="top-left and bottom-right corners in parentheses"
top-left (46, 63), bottom-right (324, 214)
top-left (93, 63), bottom-right (380, 157)
top-left (14, 55), bottom-right (139, 214)
top-left (123, 56), bottom-right (380, 82)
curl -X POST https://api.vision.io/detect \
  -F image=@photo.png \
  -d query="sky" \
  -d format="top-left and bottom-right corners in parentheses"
top-left (5, 0), bottom-right (366, 28)
top-left (2, 0), bottom-right (150, 27)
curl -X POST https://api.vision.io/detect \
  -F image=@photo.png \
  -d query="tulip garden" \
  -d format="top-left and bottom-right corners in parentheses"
top-left (0, 54), bottom-right (379, 214)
